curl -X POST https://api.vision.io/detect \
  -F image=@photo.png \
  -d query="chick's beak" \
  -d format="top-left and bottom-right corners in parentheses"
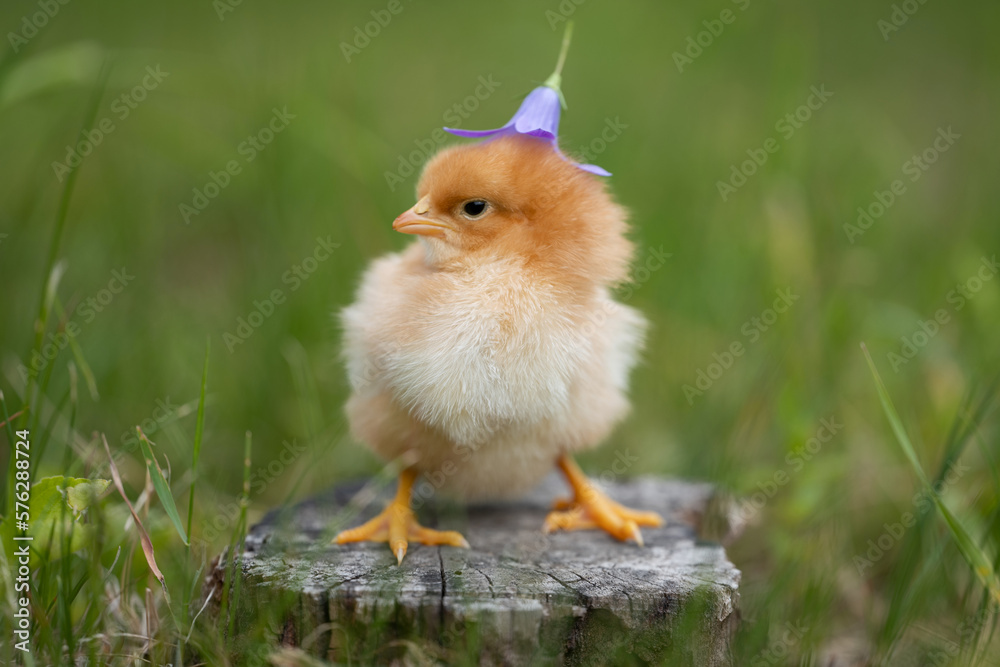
top-left (392, 195), bottom-right (452, 239)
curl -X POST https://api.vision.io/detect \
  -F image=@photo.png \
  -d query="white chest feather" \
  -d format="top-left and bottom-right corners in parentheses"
top-left (341, 249), bottom-right (645, 488)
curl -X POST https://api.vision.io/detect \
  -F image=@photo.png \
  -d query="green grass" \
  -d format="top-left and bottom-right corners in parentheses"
top-left (1, 0), bottom-right (999, 664)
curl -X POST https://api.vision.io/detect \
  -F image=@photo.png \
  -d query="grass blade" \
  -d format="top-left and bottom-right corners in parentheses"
top-left (877, 385), bottom-right (991, 660)
top-left (137, 427), bottom-right (189, 545)
top-left (282, 339), bottom-right (324, 442)
top-left (186, 339), bottom-right (210, 551)
top-left (54, 296), bottom-right (99, 401)
top-left (227, 430), bottom-right (253, 639)
top-left (5, 63), bottom-right (109, 517)
top-left (0, 391), bottom-right (24, 436)
top-left (861, 343), bottom-right (1000, 604)
top-left (22, 62), bottom-right (110, 430)
top-left (103, 435), bottom-right (167, 594)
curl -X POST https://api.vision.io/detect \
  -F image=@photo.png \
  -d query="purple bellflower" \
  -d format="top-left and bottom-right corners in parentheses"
top-left (444, 23), bottom-right (611, 177)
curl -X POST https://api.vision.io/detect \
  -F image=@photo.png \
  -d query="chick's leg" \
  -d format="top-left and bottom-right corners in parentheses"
top-left (544, 454), bottom-right (664, 546)
top-left (333, 468), bottom-right (469, 565)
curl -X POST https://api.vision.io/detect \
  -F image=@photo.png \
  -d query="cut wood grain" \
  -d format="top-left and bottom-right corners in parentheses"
top-left (208, 475), bottom-right (742, 665)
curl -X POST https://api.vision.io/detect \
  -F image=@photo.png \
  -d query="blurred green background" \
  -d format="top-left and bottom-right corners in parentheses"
top-left (2, 0), bottom-right (999, 664)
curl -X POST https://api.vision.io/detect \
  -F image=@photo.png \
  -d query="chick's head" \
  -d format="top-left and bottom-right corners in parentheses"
top-left (392, 135), bottom-right (633, 286)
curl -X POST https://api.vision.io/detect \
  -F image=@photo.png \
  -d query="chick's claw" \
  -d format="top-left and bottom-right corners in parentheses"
top-left (550, 496), bottom-right (575, 511)
top-left (546, 455), bottom-right (664, 546)
top-left (334, 505), bottom-right (470, 565)
top-left (600, 498), bottom-right (666, 527)
top-left (333, 469), bottom-right (470, 565)
top-left (543, 507), bottom-right (598, 533)
top-left (543, 503), bottom-right (648, 545)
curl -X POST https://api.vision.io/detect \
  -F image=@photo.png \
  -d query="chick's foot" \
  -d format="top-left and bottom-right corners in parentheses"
top-left (333, 468), bottom-right (470, 565)
top-left (544, 455), bottom-right (664, 546)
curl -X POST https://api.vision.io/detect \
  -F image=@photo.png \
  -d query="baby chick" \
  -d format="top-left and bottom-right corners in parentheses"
top-left (335, 134), bottom-right (662, 564)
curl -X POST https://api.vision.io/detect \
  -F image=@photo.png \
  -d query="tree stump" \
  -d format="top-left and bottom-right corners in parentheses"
top-left (209, 475), bottom-right (742, 665)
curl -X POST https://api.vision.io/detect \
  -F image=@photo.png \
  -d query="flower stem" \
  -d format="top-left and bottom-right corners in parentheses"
top-left (553, 21), bottom-right (574, 79)
top-left (544, 21), bottom-right (573, 107)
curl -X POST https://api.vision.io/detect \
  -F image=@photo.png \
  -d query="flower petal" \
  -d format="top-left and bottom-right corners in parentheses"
top-left (443, 126), bottom-right (509, 138)
top-left (442, 82), bottom-right (610, 176)
top-left (510, 86), bottom-right (562, 138)
top-left (575, 162), bottom-right (612, 177)
top-left (554, 145), bottom-right (612, 177)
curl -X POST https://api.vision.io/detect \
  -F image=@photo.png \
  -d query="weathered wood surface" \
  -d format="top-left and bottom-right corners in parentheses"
top-left (210, 475), bottom-right (742, 665)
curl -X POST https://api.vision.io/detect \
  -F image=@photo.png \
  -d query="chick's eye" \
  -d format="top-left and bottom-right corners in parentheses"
top-left (462, 200), bottom-right (488, 218)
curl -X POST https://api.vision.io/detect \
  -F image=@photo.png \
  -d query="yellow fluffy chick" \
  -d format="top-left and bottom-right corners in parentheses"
top-left (335, 134), bottom-right (662, 564)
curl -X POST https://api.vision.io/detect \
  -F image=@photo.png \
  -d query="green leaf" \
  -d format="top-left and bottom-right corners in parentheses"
top-left (137, 427), bottom-right (189, 545)
top-left (26, 476), bottom-right (106, 562)
top-left (66, 479), bottom-right (110, 512)
top-left (0, 41), bottom-right (104, 109)
top-left (861, 343), bottom-right (1000, 604)
top-left (30, 476), bottom-right (106, 519)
